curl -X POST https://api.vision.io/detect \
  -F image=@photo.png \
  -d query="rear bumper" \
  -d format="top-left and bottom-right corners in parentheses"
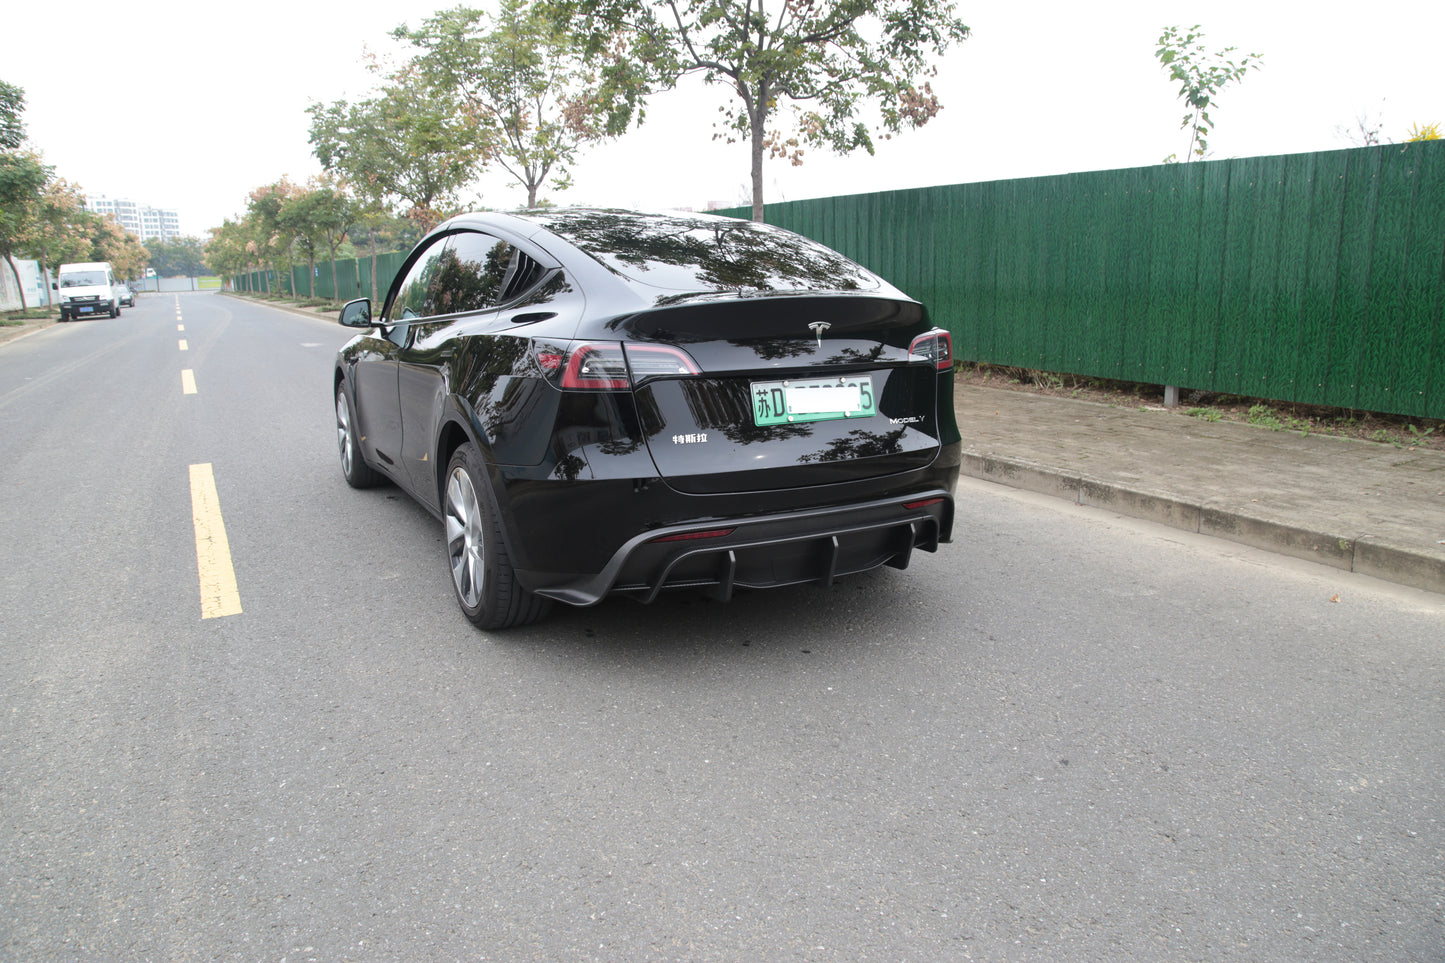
top-left (516, 488), bottom-right (954, 607)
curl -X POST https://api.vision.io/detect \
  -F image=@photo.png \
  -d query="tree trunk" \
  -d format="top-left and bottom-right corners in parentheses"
top-left (747, 81), bottom-right (768, 223)
top-left (369, 228), bottom-right (378, 304)
top-left (750, 116), bottom-right (765, 223)
top-left (4, 253), bottom-right (29, 312)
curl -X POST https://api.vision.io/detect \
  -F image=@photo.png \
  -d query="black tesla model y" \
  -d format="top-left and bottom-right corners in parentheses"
top-left (334, 209), bottom-right (960, 629)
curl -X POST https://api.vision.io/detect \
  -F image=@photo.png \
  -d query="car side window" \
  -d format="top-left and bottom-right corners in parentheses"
top-left (431, 232), bottom-right (515, 315)
top-left (388, 237), bottom-right (450, 322)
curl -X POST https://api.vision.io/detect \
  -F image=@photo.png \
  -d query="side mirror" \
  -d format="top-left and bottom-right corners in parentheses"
top-left (339, 298), bottom-right (372, 328)
top-left (51, 281), bottom-right (58, 290)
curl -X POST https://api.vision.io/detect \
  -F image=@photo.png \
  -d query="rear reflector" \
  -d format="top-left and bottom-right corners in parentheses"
top-left (903, 497), bottom-right (945, 510)
top-left (650, 527), bottom-right (736, 543)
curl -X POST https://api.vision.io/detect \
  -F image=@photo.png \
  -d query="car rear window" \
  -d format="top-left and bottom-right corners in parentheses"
top-left (533, 210), bottom-right (881, 294)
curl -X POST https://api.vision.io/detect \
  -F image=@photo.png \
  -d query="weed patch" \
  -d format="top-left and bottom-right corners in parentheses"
top-left (957, 363), bottom-right (1445, 452)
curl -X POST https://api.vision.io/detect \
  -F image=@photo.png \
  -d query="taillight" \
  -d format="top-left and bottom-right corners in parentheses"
top-left (534, 340), bottom-right (699, 390)
top-left (562, 344), bottom-right (631, 389)
top-left (624, 343), bottom-right (700, 379)
top-left (909, 330), bottom-right (953, 371)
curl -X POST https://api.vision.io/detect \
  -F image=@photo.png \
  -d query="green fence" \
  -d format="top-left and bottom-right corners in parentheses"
top-left (718, 141), bottom-right (1445, 419)
top-left (232, 251), bottom-right (409, 303)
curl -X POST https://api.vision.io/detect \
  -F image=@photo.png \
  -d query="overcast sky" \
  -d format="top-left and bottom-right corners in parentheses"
top-left (6, 0), bottom-right (1441, 237)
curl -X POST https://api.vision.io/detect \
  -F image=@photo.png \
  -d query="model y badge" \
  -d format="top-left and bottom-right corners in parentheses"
top-left (808, 321), bottom-right (831, 346)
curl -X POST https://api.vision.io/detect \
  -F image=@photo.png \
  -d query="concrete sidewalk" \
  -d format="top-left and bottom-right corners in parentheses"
top-left (954, 385), bottom-right (1445, 595)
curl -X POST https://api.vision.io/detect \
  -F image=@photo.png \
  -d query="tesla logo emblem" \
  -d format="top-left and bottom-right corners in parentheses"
top-left (808, 321), bottom-right (831, 346)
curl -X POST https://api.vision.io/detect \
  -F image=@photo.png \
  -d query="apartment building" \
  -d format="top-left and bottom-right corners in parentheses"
top-left (85, 194), bottom-right (183, 242)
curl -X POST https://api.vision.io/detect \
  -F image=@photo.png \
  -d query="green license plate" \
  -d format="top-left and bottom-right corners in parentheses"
top-left (751, 376), bottom-right (876, 426)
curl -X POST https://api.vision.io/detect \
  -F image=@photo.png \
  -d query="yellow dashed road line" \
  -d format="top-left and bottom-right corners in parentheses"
top-left (189, 463), bottom-right (242, 619)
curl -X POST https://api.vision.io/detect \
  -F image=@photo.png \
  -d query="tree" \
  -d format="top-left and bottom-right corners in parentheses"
top-left (1155, 25), bottom-right (1262, 162)
top-left (396, 0), bottom-right (644, 208)
top-left (146, 236), bottom-right (208, 277)
top-left (25, 176), bottom-right (93, 293)
top-left (1, 80), bottom-right (25, 151)
top-left (205, 219), bottom-right (255, 287)
top-left (89, 216), bottom-right (148, 280)
top-left (245, 178), bottom-right (306, 296)
top-left (1, 82), bottom-right (45, 310)
top-left (279, 179), bottom-right (355, 299)
top-left (310, 63), bottom-right (481, 300)
top-left (0, 149), bottom-right (50, 311)
top-left (309, 63), bottom-right (480, 231)
top-left (551, 0), bottom-right (970, 221)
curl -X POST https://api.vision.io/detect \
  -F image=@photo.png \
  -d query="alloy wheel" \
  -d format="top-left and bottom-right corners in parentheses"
top-left (336, 391), bottom-right (354, 475)
top-left (446, 466), bottom-right (485, 608)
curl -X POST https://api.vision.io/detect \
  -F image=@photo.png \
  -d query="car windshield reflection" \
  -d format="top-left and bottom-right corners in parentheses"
top-left (532, 210), bottom-right (879, 293)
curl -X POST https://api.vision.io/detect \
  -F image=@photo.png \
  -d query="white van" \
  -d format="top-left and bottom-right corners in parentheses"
top-left (55, 261), bottom-right (119, 321)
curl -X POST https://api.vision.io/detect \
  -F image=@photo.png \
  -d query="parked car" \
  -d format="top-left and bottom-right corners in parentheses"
top-left (333, 209), bottom-right (960, 629)
top-left (114, 281), bottom-right (136, 308)
top-left (54, 261), bottom-right (119, 320)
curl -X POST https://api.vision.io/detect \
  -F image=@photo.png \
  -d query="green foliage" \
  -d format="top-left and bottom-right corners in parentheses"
top-left (1186, 406), bottom-right (1223, 422)
top-left (395, 0), bottom-right (641, 208)
top-left (308, 63), bottom-right (480, 229)
top-left (27, 176), bottom-right (93, 268)
top-left (0, 150), bottom-right (52, 310)
top-left (1405, 122), bottom-right (1441, 142)
top-left (1246, 404), bottom-right (1284, 430)
top-left (146, 236), bottom-right (208, 277)
top-left (204, 219), bottom-right (252, 279)
top-left (243, 178), bottom-right (306, 294)
top-left (279, 179), bottom-right (356, 298)
top-left (0, 152), bottom-right (50, 250)
top-left (551, 0), bottom-right (970, 220)
top-left (1155, 25), bottom-right (1262, 161)
top-left (1, 80), bottom-right (25, 151)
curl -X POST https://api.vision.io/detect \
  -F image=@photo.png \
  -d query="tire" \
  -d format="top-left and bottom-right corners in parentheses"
top-left (444, 442), bottom-right (550, 630)
top-left (335, 380), bottom-right (382, 489)
top-left (58, 310), bottom-right (69, 322)
top-left (109, 300), bottom-right (118, 318)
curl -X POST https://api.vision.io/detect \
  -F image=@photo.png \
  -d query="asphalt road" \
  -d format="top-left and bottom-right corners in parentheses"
top-left (2, 293), bottom-right (1442, 962)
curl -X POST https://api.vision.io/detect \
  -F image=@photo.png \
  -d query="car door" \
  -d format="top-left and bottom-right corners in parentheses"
top-left (351, 233), bottom-right (449, 488)
top-left (396, 230), bottom-right (520, 507)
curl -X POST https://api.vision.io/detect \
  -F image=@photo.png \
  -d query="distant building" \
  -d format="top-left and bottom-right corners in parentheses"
top-left (85, 194), bottom-right (183, 242)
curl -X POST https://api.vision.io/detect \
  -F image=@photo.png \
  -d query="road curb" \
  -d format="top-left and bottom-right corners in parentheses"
top-left (960, 451), bottom-right (1445, 596)
top-left (220, 292), bottom-right (337, 323)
